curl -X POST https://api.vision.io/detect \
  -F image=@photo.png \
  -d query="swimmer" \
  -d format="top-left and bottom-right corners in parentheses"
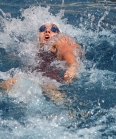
top-left (0, 23), bottom-right (83, 91)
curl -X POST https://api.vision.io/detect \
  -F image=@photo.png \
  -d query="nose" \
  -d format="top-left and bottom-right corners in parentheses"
top-left (45, 28), bottom-right (51, 33)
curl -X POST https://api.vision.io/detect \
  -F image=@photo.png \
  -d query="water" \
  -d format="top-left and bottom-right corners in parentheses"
top-left (0, 0), bottom-right (116, 138)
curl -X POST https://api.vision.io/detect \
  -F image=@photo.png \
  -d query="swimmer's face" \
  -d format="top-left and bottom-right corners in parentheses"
top-left (38, 23), bottom-right (60, 45)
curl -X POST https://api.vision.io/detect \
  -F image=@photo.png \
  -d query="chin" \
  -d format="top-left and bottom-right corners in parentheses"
top-left (44, 39), bottom-right (50, 43)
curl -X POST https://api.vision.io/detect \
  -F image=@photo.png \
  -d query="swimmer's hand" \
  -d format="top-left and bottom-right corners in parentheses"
top-left (64, 66), bottom-right (77, 83)
top-left (0, 78), bottom-right (17, 91)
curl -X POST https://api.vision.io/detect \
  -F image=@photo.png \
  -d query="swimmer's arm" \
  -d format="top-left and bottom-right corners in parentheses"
top-left (62, 52), bottom-right (78, 82)
top-left (50, 36), bottom-right (82, 82)
top-left (0, 78), bottom-right (17, 91)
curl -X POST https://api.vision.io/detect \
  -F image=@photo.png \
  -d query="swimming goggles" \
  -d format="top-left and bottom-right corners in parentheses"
top-left (39, 25), bottom-right (60, 33)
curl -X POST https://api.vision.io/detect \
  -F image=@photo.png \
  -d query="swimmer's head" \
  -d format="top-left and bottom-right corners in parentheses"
top-left (37, 23), bottom-right (60, 45)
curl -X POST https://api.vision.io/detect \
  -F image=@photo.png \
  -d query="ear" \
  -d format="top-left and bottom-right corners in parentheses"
top-left (50, 45), bottom-right (57, 53)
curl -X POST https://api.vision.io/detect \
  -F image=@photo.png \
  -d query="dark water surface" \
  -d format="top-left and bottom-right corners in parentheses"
top-left (0, 0), bottom-right (116, 138)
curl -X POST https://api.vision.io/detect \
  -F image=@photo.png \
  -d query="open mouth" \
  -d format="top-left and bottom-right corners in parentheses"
top-left (45, 35), bottom-right (50, 40)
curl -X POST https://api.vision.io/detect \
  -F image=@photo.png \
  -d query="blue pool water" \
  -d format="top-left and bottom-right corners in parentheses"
top-left (0, 0), bottom-right (116, 138)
